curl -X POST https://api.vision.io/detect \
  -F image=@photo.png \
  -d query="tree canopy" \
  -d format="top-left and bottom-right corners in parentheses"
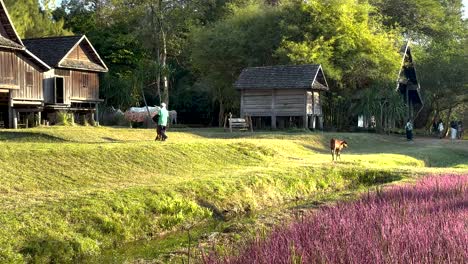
top-left (3, 0), bottom-right (467, 127)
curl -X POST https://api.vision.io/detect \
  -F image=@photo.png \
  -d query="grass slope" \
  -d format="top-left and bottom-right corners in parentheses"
top-left (0, 127), bottom-right (466, 262)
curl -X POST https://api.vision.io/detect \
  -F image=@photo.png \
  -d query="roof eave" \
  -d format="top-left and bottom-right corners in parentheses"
top-left (0, 44), bottom-right (24, 50)
top-left (0, 0), bottom-right (24, 47)
top-left (57, 65), bottom-right (108, 73)
top-left (57, 35), bottom-right (108, 71)
top-left (23, 49), bottom-right (51, 71)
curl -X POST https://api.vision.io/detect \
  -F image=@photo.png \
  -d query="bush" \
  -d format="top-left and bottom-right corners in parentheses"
top-left (56, 111), bottom-right (74, 126)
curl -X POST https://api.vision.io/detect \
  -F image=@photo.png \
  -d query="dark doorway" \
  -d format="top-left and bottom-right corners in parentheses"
top-left (55, 77), bottom-right (64, 104)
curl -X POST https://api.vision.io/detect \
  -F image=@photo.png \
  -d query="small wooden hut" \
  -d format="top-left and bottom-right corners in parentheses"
top-left (397, 41), bottom-right (423, 120)
top-left (235, 64), bottom-right (329, 129)
top-left (24, 35), bottom-right (108, 124)
top-left (0, 0), bottom-right (51, 128)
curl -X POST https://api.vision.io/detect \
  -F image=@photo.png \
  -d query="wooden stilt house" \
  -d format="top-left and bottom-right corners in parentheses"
top-left (0, 0), bottom-right (51, 128)
top-left (24, 35), bottom-right (108, 125)
top-left (397, 41), bottom-right (423, 121)
top-left (235, 65), bottom-right (329, 129)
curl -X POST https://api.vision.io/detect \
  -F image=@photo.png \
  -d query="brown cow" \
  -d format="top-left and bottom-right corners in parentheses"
top-left (330, 138), bottom-right (348, 161)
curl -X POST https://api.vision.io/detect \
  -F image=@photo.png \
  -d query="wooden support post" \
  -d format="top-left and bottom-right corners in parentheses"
top-left (12, 109), bottom-right (18, 129)
top-left (304, 90), bottom-right (309, 130)
top-left (7, 106), bottom-right (12, 129)
top-left (7, 93), bottom-right (12, 129)
top-left (312, 115), bottom-right (316, 130)
top-left (406, 87), bottom-right (410, 121)
top-left (37, 112), bottom-right (41, 126)
top-left (271, 90), bottom-right (277, 129)
top-left (26, 116), bottom-right (29, 128)
top-left (240, 90), bottom-right (244, 117)
top-left (95, 104), bottom-right (100, 126)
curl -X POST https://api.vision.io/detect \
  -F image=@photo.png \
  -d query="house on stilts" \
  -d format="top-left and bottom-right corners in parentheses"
top-left (24, 35), bottom-right (108, 125)
top-left (0, 0), bottom-right (51, 128)
top-left (235, 64), bottom-right (329, 129)
top-left (0, 0), bottom-right (108, 129)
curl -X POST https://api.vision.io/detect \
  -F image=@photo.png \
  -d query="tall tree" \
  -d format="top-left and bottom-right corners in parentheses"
top-left (4, 0), bottom-right (70, 38)
top-left (191, 1), bottom-right (284, 125)
top-left (279, 0), bottom-right (402, 90)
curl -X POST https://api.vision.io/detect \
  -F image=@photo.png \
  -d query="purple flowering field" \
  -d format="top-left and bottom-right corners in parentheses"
top-left (204, 175), bottom-right (467, 263)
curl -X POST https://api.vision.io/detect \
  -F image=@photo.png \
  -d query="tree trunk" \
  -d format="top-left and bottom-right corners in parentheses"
top-left (161, 31), bottom-right (169, 105)
top-left (157, 0), bottom-right (169, 106)
top-left (150, 4), bottom-right (161, 105)
top-left (218, 100), bottom-right (225, 127)
top-left (443, 107), bottom-right (453, 137)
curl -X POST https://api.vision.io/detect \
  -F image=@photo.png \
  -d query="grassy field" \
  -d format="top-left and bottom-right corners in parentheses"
top-left (0, 127), bottom-right (466, 262)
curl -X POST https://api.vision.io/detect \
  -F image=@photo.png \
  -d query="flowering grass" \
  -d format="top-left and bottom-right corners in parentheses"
top-left (205, 175), bottom-right (468, 263)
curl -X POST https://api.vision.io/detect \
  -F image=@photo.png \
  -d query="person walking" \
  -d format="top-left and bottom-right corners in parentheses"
top-left (450, 121), bottom-right (458, 142)
top-left (405, 119), bottom-right (413, 141)
top-left (457, 121), bottom-right (464, 140)
top-left (438, 120), bottom-right (444, 139)
top-left (157, 103), bottom-right (169, 141)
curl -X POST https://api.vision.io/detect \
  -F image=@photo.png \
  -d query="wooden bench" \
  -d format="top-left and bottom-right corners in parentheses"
top-left (224, 113), bottom-right (253, 132)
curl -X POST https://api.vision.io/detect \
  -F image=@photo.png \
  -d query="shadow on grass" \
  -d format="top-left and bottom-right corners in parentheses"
top-left (0, 131), bottom-right (67, 142)
top-left (101, 137), bottom-right (124, 142)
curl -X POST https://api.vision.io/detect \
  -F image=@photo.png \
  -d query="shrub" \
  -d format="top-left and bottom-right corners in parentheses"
top-left (56, 111), bottom-right (74, 126)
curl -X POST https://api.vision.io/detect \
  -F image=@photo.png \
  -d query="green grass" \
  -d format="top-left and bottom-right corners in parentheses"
top-left (0, 127), bottom-right (466, 262)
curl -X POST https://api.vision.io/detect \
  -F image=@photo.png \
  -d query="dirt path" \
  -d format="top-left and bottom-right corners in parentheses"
top-left (389, 134), bottom-right (468, 149)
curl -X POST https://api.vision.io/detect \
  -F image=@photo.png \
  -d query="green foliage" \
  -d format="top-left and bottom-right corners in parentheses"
top-left (56, 111), bottom-right (74, 126)
top-left (191, 2), bottom-right (284, 124)
top-left (3, 0), bottom-right (465, 128)
top-left (279, 0), bottom-right (402, 89)
top-left (4, 0), bottom-right (71, 38)
top-left (369, 0), bottom-right (462, 39)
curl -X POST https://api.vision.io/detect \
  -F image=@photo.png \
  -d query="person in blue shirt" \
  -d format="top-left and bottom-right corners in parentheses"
top-left (157, 103), bottom-right (169, 141)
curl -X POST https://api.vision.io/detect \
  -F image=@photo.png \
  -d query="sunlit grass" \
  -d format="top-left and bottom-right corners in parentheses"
top-left (0, 126), bottom-right (466, 262)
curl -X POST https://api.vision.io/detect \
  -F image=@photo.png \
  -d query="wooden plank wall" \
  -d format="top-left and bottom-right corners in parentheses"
top-left (0, 50), bottom-right (43, 100)
top-left (11, 53), bottom-right (43, 100)
top-left (66, 44), bottom-right (92, 62)
top-left (242, 90), bottom-right (272, 116)
top-left (275, 89), bottom-right (306, 116)
top-left (0, 50), bottom-right (17, 87)
top-left (70, 71), bottom-right (99, 100)
top-left (242, 89), bottom-right (306, 117)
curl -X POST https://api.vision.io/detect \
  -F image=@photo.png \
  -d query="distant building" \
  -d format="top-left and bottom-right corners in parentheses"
top-left (235, 64), bottom-right (329, 129)
top-left (397, 41), bottom-right (423, 120)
